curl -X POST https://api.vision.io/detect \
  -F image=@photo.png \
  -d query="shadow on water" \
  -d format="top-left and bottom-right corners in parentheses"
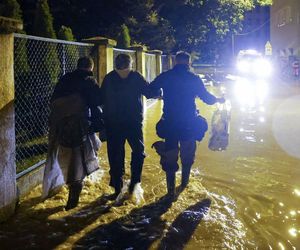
top-left (1, 195), bottom-right (111, 250)
top-left (74, 197), bottom-right (211, 250)
top-left (73, 194), bottom-right (174, 249)
top-left (158, 198), bottom-right (211, 250)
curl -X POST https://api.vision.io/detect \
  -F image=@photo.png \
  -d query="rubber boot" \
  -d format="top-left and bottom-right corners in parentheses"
top-left (65, 181), bottom-right (83, 210)
top-left (181, 166), bottom-right (191, 189)
top-left (166, 171), bottom-right (176, 200)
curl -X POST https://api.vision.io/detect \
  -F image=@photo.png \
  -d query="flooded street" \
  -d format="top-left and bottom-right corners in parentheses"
top-left (1, 80), bottom-right (300, 249)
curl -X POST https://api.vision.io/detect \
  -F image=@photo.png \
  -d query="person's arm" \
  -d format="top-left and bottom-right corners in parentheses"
top-left (196, 76), bottom-right (224, 104)
top-left (136, 73), bottom-right (161, 99)
top-left (145, 73), bottom-right (166, 99)
top-left (84, 77), bottom-right (102, 107)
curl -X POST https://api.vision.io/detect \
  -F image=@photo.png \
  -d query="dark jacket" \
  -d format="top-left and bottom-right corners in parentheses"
top-left (50, 69), bottom-right (102, 134)
top-left (149, 64), bottom-right (217, 122)
top-left (51, 69), bottom-right (101, 108)
top-left (101, 70), bottom-right (155, 126)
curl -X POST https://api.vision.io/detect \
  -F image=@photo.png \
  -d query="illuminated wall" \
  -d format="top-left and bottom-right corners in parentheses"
top-left (271, 0), bottom-right (300, 57)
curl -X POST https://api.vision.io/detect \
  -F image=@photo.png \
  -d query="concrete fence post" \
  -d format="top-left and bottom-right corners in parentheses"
top-left (130, 45), bottom-right (146, 77)
top-left (83, 37), bottom-right (116, 84)
top-left (0, 16), bottom-right (23, 222)
top-left (167, 54), bottom-right (174, 70)
top-left (150, 50), bottom-right (163, 76)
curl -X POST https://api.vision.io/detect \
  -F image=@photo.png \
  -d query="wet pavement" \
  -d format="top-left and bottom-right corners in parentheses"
top-left (1, 78), bottom-right (300, 249)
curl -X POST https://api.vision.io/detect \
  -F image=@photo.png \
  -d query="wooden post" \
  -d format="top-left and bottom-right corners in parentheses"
top-left (0, 16), bottom-right (23, 222)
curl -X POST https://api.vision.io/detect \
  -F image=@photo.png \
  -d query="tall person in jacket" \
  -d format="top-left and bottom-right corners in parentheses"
top-left (43, 57), bottom-right (102, 210)
top-left (149, 51), bottom-right (225, 199)
top-left (101, 53), bottom-right (157, 200)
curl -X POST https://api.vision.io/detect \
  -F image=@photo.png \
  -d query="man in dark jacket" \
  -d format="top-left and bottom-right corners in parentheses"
top-left (43, 56), bottom-right (102, 210)
top-left (149, 51), bottom-right (225, 198)
top-left (101, 53), bottom-right (156, 199)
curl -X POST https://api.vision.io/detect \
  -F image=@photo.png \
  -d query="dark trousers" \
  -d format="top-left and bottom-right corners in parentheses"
top-left (162, 136), bottom-right (196, 174)
top-left (106, 123), bottom-right (145, 192)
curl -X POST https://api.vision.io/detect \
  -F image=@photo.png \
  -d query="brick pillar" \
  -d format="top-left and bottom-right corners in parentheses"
top-left (83, 37), bottom-right (116, 85)
top-left (0, 16), bottom-right (23, 222)
top-left (130, 45), bottom-right (146, 77)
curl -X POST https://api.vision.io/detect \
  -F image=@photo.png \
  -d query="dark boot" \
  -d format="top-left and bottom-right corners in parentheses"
top-left (65, 181), bottom-right (83, 210)
top-left (166, 172), bottom-right (176, 199)
top-left (181, 166), bottom-right (192, 189)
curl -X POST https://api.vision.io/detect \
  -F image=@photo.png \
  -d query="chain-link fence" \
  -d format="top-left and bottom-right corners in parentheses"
top-left (14, 33), bottom-right (93, 173)
top-left (113, 48), bottom-right (137, 70)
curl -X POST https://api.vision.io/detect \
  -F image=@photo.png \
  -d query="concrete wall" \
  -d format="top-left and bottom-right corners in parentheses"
top-left (0, 16), bottom-right (23, 222)
top-left (271, 0), bottom-right (300, 56)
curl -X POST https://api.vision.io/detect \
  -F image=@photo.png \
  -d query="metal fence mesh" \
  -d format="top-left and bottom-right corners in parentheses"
top-left (113, 48), bottom-right (137, 70)
top-left (14, 34), bottom-right (93, 173)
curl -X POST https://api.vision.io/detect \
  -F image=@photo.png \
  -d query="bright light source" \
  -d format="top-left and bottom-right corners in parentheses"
top-left (234, 79), bottom-right (256, 106)
top-left (254, 59), bottom-right (272, 77)
top-left (259, 116), bottom-right (265, 123)
top-left (237, 60), bottom-right (249, 73)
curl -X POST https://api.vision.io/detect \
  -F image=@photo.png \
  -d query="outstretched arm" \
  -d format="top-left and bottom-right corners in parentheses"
top-left (145, 73), bottom-right (165, 99)
top-left (138, 73), bottom-right (162, 99)
top-left (196, 76), bottom-right (224, 104)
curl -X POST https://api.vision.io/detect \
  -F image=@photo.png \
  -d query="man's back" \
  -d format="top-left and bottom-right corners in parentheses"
top-left (150, 64), bottom-right (217, 122)
top-left (101, 70), bottom-right (149, 125)
top-left (51, 69), bottom-right (100, 108)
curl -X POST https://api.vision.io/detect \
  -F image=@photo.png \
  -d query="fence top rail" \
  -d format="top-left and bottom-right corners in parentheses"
top-left (14, 33), bottom-right (94, 47)
top-left (145, 52), bottom-right (156, 56)
top-left (113, 48), bottom-right (136, 53)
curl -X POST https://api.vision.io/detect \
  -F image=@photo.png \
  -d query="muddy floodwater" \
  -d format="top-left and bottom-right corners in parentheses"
top-left (1, 81), bottom-right (300, 249)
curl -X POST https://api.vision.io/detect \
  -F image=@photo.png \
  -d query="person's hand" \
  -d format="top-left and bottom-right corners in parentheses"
top-left (217, 97), bottom-right (225, 103)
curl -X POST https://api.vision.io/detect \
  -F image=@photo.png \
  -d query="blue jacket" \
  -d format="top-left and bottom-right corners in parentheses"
top-left (149, 64), bottom-right (217, 122)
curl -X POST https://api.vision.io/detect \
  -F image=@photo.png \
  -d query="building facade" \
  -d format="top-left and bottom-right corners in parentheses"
top-left (271, 0), bottom-right (300, 58)
top-left (235, 6), bottom-right (270, 55)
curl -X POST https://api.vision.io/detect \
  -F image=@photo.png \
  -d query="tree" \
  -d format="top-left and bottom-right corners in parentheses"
top-left (57, 25), bottom-right (75, 41)
top-left (155, 0), bottom-right (272, 60)
top-left (117, 24), bottom-right (131, 48)
top-left (33, 0), bottom-right (56, 38)
top-left (0, 0), bottom-right (22, 19)
top-left (24, 0), bottom-right (271, 55)
top-left (32, 0), bottom-right (60, 84)
top-left (57, 25), bottom-right (79, 74)
top-left (31, 0), bottom-right (60, 136)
